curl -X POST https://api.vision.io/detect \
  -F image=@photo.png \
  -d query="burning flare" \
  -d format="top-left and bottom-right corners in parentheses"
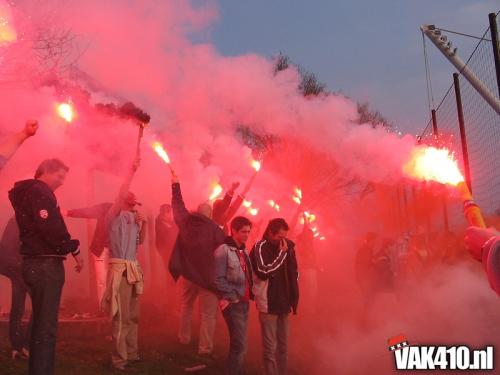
top-left (209, 184), bottom-right (223, 201)
top-left (242, 200), bottom-right (252, 208)
top-left (56, 102), bottom-right (75, 123)
top-left (403, 146), bottom-right (464, 186)
top-left (0, 3), bottom-right (16, 45)
top-left (152, 141), bottom-right (171, 164)
top-left (304, 211), bottom-right (316, 223)
top-left (248, 207), bottom-right (259, 216)
top-left (404, 146), bottom-right (485, 228)
top-left (294, 187), bottom-right (303, 199)
top-left (268, 200), bottom-right (280, 212)
top-left (292, 186), bottom-right (302, 205)
top-left (251, 160), bottom-right (261, 172)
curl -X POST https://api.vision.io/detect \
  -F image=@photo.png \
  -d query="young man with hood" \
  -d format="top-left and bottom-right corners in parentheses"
top-left (250, 218), bottom-right (299, 375)
top-left (0, 120), bottom-right (38, 172)
top-left (8, 158), bottom-right (83, 375)
top-left (168, 172), bottom-right (225, 358)
top-left (102, 157), bottom-right (146, 372)
top-left (214, 216), bottom-right (254, 375)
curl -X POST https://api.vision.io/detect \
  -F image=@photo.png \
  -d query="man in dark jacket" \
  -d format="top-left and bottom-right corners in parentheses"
top-left (9, 158), bottom-right (83, 375)
top-left (0, 217), bottom-right (31, 359)
top-left (250, 218), bottom-right (299, 375)
top-left (66, 202), bottom-right (112, 309)
top-left (168, 172), bottom-right (225, 356)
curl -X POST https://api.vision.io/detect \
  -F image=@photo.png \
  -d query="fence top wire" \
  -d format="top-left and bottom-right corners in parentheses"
top-left (413, 10), bottom-right (500, 232)
top-left (418, 10), bottom-right (499, 138)
top-left (419, 83), bottom-right (454, 138)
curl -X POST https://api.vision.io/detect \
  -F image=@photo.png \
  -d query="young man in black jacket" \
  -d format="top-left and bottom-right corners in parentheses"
top-left (9, 158), bottom-right (83, 375)
top-left (168, 172), bottom-right (225, 357)
top-left (250, 218), bottom-right (299, 375)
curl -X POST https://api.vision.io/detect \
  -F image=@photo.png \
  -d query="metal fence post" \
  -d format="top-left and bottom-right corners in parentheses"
top-left (489, 13), bottom-right (500, 98)
top-left (453, 73), bottom-right (473, 193)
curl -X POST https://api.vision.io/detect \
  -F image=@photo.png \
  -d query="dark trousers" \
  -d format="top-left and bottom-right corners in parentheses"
top-left (0, 263), bottom-right (31, 350)
top-left (222, 301), bottom-right (249, 375)
top-left (23, 257), bottom-right (65, 375)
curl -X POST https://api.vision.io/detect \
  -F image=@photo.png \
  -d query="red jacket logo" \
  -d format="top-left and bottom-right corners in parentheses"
top-left (39, 209), bottom-right (49, 219)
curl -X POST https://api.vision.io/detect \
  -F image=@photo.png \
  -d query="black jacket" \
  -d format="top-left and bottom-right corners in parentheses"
top-left (168, 183), bottom-right (225, 291)
top-left (8, 179), bottom-right (80, 257)
top-left (250, 238), bottom-right (299, 315)
top-left (0, 217), bottom-right (21, 270)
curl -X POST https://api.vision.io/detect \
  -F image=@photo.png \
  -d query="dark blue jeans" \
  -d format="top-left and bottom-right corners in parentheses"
top-left (222, 301), bottom-right (249, 375)
top-left (0, 263), bottom-right (31, 351)
top-left (23, 257), bottom-right (65, 375)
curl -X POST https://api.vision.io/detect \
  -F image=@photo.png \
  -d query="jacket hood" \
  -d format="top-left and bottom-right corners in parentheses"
top-left (261, 237), bottom-right (296, 249)
top-left (8, 179), bottom-right (41, 206)
top-left (224, 236), bottom-right (246, 250)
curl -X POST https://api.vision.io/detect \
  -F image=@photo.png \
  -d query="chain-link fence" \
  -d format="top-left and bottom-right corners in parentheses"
top-left (406, 11), bottom-right (500, 235)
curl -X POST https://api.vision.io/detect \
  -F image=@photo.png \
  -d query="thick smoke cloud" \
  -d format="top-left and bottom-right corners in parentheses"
top-left (1, 1), bottom-right (496, 374)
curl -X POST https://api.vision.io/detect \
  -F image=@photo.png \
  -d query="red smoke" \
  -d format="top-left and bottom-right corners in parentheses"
top-left (1, 1), bottom-right (495, 374)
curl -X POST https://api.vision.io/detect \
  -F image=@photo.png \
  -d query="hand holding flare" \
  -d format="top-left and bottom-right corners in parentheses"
top-left (403, 146), bottom-right (486, 228)
top-left (152, 141), bottom-right (175, 176)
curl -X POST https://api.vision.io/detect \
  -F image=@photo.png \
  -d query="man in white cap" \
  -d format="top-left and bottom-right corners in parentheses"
top-left (102, 157), bottom-right (146, 372)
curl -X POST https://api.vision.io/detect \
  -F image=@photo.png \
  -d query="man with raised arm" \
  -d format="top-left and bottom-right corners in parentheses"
top-left (102, 157), bottom-right (146, 372)
top-left (169, 171), bottom-right (225, 358)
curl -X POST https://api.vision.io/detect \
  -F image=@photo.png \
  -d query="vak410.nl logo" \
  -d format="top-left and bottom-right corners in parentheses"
top-left (388, 334), bottom-right (494, 371)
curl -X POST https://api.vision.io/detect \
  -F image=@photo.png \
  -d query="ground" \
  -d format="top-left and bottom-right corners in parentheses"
top-left (0, 303), bottom-right (311, 375)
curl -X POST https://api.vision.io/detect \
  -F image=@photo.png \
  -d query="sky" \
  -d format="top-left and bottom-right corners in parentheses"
top-left (209, 0), bottom-right (499, 135)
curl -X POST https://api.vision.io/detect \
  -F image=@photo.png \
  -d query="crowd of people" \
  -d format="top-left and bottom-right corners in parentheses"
top-left (354, 225), bottom-right (500, 315)
top-left (0, 121), bottom-right (303, 375)
top-left (0, 120), bottom-right (498, 375)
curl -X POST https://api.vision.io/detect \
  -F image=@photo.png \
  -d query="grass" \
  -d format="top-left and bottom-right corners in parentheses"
top-left (0, 308), bottom-right (273, 375)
